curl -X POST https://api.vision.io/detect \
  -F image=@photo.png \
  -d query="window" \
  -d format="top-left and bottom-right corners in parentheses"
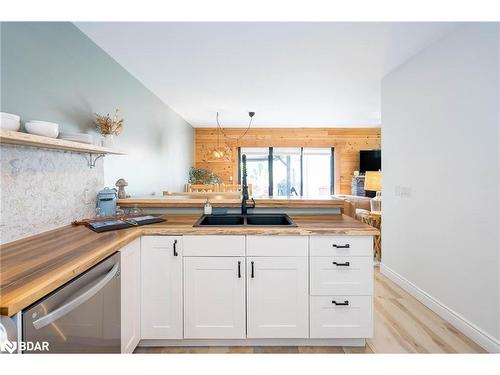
top-left (273, 148), bottom-right (301, 197)
top-left (240, 147), bottom-right (270, 198)
top-left (302, 148), bottom-right (332, 196)
top-left (239, 147), bottom-right (334, 197)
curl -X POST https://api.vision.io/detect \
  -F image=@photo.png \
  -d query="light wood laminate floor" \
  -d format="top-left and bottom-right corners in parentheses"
top-left (134, 266), bottom-right (485, 354)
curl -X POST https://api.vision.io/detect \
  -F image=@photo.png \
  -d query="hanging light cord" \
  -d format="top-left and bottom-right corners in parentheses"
top-left (217, 112), bottom-right (254, 142)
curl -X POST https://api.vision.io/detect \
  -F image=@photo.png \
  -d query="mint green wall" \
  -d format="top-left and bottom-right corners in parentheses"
top-left (1, 22), bottom-right (194, 195)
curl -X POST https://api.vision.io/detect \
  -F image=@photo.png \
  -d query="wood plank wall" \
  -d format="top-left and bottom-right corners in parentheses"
top-left (194, 128), bottom-right (381, 194)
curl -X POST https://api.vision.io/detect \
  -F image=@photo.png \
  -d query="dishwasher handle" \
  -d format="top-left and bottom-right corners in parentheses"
top-left (32, 262), bottom-right (120, 330)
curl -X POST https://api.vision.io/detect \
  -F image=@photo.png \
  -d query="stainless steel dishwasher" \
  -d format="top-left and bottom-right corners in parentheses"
top-left (23, 253), bottom-right (120, 353)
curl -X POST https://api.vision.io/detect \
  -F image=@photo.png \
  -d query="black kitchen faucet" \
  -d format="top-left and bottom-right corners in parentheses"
top-left (241, 154), bottom-right (256, 215)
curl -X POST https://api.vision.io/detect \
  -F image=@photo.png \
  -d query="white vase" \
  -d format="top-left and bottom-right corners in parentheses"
top-left (102, 134), bottom-right (114, 148)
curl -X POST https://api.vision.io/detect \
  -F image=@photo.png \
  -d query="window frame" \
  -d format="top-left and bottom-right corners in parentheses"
top-left (238, 146), bottom-right (335, 196)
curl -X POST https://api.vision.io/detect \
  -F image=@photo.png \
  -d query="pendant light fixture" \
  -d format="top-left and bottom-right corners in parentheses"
top-left (205, 111), bottom-right (255, 162)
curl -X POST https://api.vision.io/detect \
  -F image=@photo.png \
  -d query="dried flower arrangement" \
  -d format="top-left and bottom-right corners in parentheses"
top-left (95, 109), bottom-right (124, 135)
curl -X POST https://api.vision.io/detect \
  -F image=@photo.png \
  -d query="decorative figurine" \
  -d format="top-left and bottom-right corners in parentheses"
top-left (115, 178), bottom-right (128, 199)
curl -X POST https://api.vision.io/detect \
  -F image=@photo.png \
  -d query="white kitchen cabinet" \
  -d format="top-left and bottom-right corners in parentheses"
top-left (246, 257), bottom-right (309, 338)
top-left (309, 235), bottom-right (374, 340)
top-left (184, 257), bottom-right (245, 339)
top-left (137, 233), bottom-right (373, 344)
top-left (141, 236), bottom-right (183, 339)
top-left (120, 238), bottom-right (141, 353)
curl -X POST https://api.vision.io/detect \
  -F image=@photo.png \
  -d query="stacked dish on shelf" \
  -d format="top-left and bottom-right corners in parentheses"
top-left (58, 132), bottom-right (94, 144)
top-left (0, 112), bottom-right (21, 131)
top-left (25, 120), bottom-right (59, 138)
top-left (1, 113), bottom-right (94, 145)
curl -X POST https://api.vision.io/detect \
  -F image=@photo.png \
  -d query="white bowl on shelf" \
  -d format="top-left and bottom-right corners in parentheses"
top-left (25, 120), bottom-right (59, 138)
top-left (0, 112), bottom-right (21, 131)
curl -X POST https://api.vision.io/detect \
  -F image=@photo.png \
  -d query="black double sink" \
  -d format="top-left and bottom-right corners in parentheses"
top-left (193, 214), bottom-right (297, 227)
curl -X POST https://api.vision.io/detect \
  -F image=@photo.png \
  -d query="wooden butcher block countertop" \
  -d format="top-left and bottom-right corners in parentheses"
top-left (0, 214), bottom-right (377, 316)
top-left (118, 196), bottom-right (346, 208)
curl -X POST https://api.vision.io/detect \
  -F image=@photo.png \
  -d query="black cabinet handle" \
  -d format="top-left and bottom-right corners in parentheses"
top-left (173, 239), bottom-right (178, 256)
top-left (332, 300), bottom-right (349, 306)
top-left (332, 261), bottom-right (350, 267)
top-left (332, 244), bottom-right (350, 249)
top-left (237, 261), bottom-right (241, 278)
top-left (251, 261), bottom-right (254, 278)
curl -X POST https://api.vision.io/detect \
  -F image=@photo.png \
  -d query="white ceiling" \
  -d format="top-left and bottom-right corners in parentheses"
top-left (76, 22), bottom-right (460, 128)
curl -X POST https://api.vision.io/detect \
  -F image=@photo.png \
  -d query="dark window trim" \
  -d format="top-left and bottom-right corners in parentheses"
top-left (237, 147), bottom-right (241, 184)
top-left (300, 147), bottom-right (304, 196)
top-left (330, 147), bottom-right (335, 195)
top-left (268, 147), bottom-right (273, 196)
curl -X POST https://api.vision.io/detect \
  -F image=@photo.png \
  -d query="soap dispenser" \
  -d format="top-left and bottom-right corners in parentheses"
top-left (204, 199), bottom-right (212, 215)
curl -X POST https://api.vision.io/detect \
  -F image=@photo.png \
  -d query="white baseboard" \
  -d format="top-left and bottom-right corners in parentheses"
top-left (380, 263), bottom-right (500, 353)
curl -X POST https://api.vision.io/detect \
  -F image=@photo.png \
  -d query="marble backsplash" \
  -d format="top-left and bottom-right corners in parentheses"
top-left (0, 144), bottom-right (104, 244)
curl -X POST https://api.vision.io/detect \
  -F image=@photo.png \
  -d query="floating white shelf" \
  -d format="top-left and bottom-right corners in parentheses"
top-left (0, 129), bottom-right (125, 167)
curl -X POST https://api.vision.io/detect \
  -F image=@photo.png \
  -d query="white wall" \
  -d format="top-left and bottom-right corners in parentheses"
top-left (1, 22), bottom-right (194, 196)
top-left (382, 24), bottom-right (500, 352)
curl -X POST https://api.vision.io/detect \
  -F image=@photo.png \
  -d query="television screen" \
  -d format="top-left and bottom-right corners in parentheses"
top-left (360, 150), bottom-right (381, 173)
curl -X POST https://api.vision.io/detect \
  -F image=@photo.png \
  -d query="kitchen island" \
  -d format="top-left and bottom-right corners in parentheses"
top-left (0, 213), bottom-right (377, 353)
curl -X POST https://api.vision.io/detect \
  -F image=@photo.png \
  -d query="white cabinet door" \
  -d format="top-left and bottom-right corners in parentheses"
top-left (184, 257), bottom-right (245, 339)
top-left (141, 236), bottom-right (183, 339)
top-left (121, 238), bottom-right (141, 353)
top-left (247, 257), bottom-right (309, 338)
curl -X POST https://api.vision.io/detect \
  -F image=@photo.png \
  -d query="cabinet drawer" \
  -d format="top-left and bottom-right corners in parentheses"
top-left (246, 236), bottom-right (308, 256)
top-left (183, 235), bottom-right (245, 256)
top-left (310, 296), bottom-right (373, 338)
top-left (310, 257), bottom-right (373, 295)
top-left (142, 236), bottom-right (182, 254)
top-left (310, 236), bottom-right (372, 257)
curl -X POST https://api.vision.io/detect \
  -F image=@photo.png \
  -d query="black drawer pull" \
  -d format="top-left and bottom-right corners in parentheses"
top-left (333, 261), bottom-right (350, 267)
top-left (173, 239), bottom-right (178, 256)
top-left (237, 261), bottom-right (241, 278)
top-left (332, 300), bottom-right (349, 306)
top-left (332, 244), bottom-right (350, 249)
top-left (251, 261), bottom-right (255, 278)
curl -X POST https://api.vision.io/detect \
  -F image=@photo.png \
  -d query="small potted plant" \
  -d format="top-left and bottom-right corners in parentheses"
top-left (188, 167), bottom-right (221, 184)
top-left (95, 109), bottom-right (124, 148)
